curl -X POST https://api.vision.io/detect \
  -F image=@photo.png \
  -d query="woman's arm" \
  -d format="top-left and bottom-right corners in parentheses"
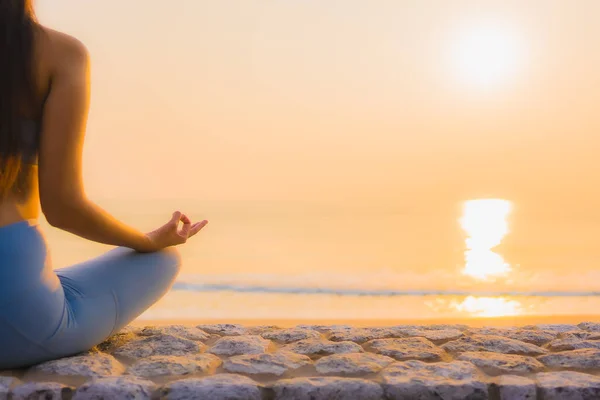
top-left (38, 31), bottom-right (155, 252)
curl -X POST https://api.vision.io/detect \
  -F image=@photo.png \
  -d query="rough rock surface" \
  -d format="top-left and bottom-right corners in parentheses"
top-left (72, 376), bottom-right (155, 400)
top-left (471, 327), bottom-right (556, 346)
top-left (441, 334), bottom-right (547, 356)
top-left (547, 337), bottom-right (600, 351)
top-left (94, 328), bottom-right (138, 353)
top-left (400, 328), bottom-right (465, 344)
top-left (457, 351), bottom-right (544, 375)
top-left (537, 348), bottom-right (600, 370)
top-left (381, 360), bottom-right (488, 400)
top-left (524, 324), bottom-right (581, 333)
top-left (536, 371), bottom-right (600, 400)
top-left (0, 377), bottom-right (19, 400)
top-left (196, 323), bottom-right (247, 336)
top-left (272, 377), bottom-right (383, 400)
top-left (367, 337), bottom-right (447, 361)
top-left (261, 328), bottom-right (321, 343)
top-left (579, 322), bottom-right (600, 332)
top-left (558, 330), bottom-right (600, 340)
top-left (208, 335), bottom-right (272, 356)
top-left (158, 374), bottom-right (262, 400)
top-left (327, 327), bottom-right (399, 343)
top-left (423, 324), bottom-right (470, 332)
top-left (223, 351), bottom-right (312, 376)
top-left (246, 325), bottom-right (282, 335)
top-left (315, 353), bottom-right (395, 376)
top-left (295, 324), bottom-right (352, 333)
top-left (113, 334), bottom-right (203, 359)
top-left (139, 325), bottom-right (211, 341)
top-left (127, 354), bottom-right (222, 377)
top-left (283, 338), bottom-right (363, 357)
top-left (492, 375), bottom-right (536, 400)
top-left (6, 322), bottom-right (600, 398)
top-left (10, 381), bottom-right (73, 400)
top-left (31, 353), bottom-right (125, 378)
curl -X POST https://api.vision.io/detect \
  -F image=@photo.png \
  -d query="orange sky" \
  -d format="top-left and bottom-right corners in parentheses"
top-left (36, 0), bottom-right (600, 216)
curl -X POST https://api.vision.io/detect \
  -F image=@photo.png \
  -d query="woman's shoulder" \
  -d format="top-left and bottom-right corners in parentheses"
top-left (36, 25), bottom-right (89, 68)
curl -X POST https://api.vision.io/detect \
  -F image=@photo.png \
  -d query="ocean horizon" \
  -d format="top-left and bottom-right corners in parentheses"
top-left (37, 197), bottom-right (600, 321)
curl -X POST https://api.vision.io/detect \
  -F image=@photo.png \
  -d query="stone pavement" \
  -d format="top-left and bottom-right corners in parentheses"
top-left (3, 322), bottom-right (600, 399)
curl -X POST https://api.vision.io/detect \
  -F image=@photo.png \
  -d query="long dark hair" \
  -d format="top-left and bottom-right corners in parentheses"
top-left (0, 0), bottom-right (37, 198)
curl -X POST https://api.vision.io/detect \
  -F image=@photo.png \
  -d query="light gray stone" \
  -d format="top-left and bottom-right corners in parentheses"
top-left (387, 325), bottom-right (422, 331)
top-left (272, 377), bottom-right (383, 400)
top-left (261, 328), bottom-right (321, 343)
top-left (493, 375), bottom-right (536, 400)
top-left (557, 331), bottom-right (600, 340)
top-left (471, 328), bottom-right (556, 346)
top-left (423, 324), bottom-right (470, 332)
top-left (579, 322), bottom-right (600, 332)
top-left (0, 376), bottom-right (19, 388)
top-left (139, 325), bottom-right (210, 341)
top-left (95, 328), bottom-right (138, 353)
top-left (536, 371), bottom-right (600, 400)
top-left (11, 382), bottom-right (73, 400)
top-left (548, 338), bottom-right (600, 351)
top-left (208, 335), bottom-right (272, 356)
top-left (367, 337), bottom-right (447, 362)
top-left (381, 360), bottom-right (488, 400)
top-left (282, 338), bottom-right (363, 357)
top-left (195, 323), bottom-right (247, 336)
top-left (538, 348), bottom-right (600, 370)
top-left (398, 328), bottom-right (464, 345)
top-left (457, 352), bottom-right (544, 375)
top-left (441, 334), bottom-right (547, 356)
top-left (524, 324), bottom-right (580, 333)
top-left (113, 334), bottom-right (203, 359)
top-left (158, 374), bottom-right (261, 400)
top-left (0, 377), bottom-right (19, 400)
top-left (246, 325), bottom-right (282, 335)
top-left (315, 353), bottom-right (395, 376)
top-left (223, 351), bottom-right (312, 376)
top-left (31, 352), bottom-right (125, 378)
top-left (327, 327), bottom-right (399, 343)
top-left (127, 354), bottom-right (221, 377)
top-left (295, 325), bottom-right (352, 334)
top-left (73, 376), bottom-right (155, 400)
top-left (558, 331), bottom-right (600, 340)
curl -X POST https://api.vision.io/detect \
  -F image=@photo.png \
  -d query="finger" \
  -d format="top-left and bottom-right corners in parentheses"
top-left (170, 211), bottom-right (182, 226)
top-left (188, 220), bottom-right (208, 238)
top-left (180, 213), bottom-right (191, 224)
top-left (179, 215), bottom-right (192, 237)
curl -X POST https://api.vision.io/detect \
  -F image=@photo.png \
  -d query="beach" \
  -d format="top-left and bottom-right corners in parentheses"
top-left (4, 318), bottom-right (600, 399)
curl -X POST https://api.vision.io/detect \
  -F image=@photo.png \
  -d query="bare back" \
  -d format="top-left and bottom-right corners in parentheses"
top-left (0, 26), bottom-right (89, 227)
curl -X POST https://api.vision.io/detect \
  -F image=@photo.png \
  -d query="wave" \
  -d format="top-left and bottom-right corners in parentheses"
top-left (172, 282), bottom-right (600, 297)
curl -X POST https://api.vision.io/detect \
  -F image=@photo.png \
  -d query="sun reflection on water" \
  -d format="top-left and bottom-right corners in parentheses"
top-left (454, 296), bottom-right (522, 317)
top-left (460, 199), bottom-right (512, 280)
top-left (454, 199), bottom-right (522, 317)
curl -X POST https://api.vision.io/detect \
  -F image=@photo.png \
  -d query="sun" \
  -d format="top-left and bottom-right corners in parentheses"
top-left (451, 21), bottom-right (522, 87)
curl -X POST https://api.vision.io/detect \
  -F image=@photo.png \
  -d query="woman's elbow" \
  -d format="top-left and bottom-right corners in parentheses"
top-left (41, 195), bottom-right (85, 228)
top-left (42, 205), bottom-right (68, 228)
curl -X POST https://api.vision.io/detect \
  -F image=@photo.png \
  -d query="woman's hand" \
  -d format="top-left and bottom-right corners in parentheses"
top-left (141, 211), bottom-right (208, 252)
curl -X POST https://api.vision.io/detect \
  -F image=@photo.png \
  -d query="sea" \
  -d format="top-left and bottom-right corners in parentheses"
top-left (39, 197), bottom-right (600, 322)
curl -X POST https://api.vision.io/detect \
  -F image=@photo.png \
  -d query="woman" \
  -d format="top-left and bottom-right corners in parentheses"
top-left (0, 1), bottom-right (208, 369)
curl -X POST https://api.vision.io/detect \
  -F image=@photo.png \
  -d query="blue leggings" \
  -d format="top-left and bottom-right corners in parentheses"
top-left (0, 220), bottom-right (181, 369)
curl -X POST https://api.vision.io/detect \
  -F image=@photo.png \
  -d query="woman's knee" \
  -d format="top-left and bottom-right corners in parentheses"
top-left (153, 246), bottom-right (182, 275)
